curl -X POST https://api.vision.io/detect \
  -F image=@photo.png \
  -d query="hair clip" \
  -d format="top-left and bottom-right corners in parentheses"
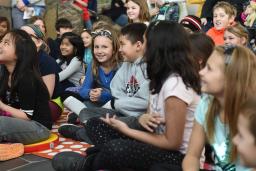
top-left (91, 29), bottom-right (112, 39)
top-left (224, 45), bottom-right (236, 65)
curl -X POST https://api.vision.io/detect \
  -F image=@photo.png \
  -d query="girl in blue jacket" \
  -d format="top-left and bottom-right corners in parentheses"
top-left (61, 25), bottom-right (121, 114)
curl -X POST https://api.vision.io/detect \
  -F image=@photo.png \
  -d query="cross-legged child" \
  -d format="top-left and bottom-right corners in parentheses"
top-left (52, 21), bottom-right (201, 171)
top-left (0, 30), bottom-right (52, 144)
top-left (60, 25), bottom-right (121, 118)
top-left (58, 23), bottom-right (149, 143)
top-left (57, 32), bottom-right (85, 89)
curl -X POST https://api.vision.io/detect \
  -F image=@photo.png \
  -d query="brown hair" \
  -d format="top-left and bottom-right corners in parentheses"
top-left (239, 97), bottom-right (256, 144)
top-left (29, 16), bottom-right (47, 33)
top-left (126, 0), bottom-right (150, 23)
top-left (206, 46), bottom-right (256, 161)
top-left (225, 23), bottom-right (249, 45)
top-left (91, 25), bottom-right (121, 78)
top-left (189, 33), bottom-right (214, 70)
top-left (0, 16), bottom-right (10, 40)
top-left (0, 16), bottom-right (10, 32)
top-left (213, 1), bottom-right (237, 18)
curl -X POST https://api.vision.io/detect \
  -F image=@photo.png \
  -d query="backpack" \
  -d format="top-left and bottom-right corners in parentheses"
top-left (152, 2), bottom-right (179, 22)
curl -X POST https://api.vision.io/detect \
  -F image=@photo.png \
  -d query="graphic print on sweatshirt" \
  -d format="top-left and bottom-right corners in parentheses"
top-left (125, 75), bottom-right (140, 97)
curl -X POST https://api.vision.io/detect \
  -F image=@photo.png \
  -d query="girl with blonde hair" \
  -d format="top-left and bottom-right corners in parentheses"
top-left (183, 45), bottom-right (256, 171)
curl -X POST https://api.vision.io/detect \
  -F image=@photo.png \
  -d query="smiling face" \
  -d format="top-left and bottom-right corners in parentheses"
top-left (119, 35), bottom-right (139, 62)
top-left (199, 50), bottom-right (225, 96)
top-left (93, 36), bottom-right (113, 65)
top-left (224, 30), bottom-right (246, 46)
top-left (213, 8), bottom-right (234, 30)
top-left (81, 31), bottom-right (92, 48)
top-left (60, 38), bottom-right (74, 57)
top-left (233, 114), bottom-right (256, 167)
top-left (0, 33), bottom-right (17, 64)
top-left (126, 0), bottom-right (141, 22)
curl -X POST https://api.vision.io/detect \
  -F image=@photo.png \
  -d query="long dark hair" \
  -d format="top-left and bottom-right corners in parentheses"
top-left (60, 32), bottom-right (84, 63)
top-left (0, 29), bottom-right (49, 100)
top-left (145, 21), bottom-right (201, 94)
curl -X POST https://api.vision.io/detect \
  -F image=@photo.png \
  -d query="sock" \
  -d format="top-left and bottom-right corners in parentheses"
top-left (63, 96), bottom-right (87, 115)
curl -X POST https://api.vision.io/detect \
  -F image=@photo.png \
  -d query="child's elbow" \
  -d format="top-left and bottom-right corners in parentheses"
top-left (164, 137), bottom-right (183, 150)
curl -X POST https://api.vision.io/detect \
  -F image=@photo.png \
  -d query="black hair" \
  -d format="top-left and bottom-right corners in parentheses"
top-left (145, 21), bottom-right (201, 95)
top-left (55, 18), bottom-right (73, 31)
top-left (121, 23), bottom-right (147, 44)
top-left (0, 29), bottom-right (49, 100)
top-left (60, 32), bottom-right (84, 62)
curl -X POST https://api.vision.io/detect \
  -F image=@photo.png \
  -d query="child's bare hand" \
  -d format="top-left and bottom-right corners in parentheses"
top-left (138, 113), bottom-right (164, 132)
top-left (16, 0), bottom-right (26, 11)
top-left (150, 8), bottom-right (159, 16)
top-left (201, 18), bottom-right (207, 25)
top-left (101, 113), bottom-right (128, 131)
top-left (89, 88), bottom-right (102, 101)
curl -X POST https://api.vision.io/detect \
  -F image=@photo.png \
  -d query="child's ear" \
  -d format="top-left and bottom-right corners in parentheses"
top-left (229, 15), bottom-right (235, 24)
top-left (241, 37), bottom-right (247, 46)
top-left (135, 41), bottom-right (143, 51)
top-left (56, 30), bottom-right (60, 36)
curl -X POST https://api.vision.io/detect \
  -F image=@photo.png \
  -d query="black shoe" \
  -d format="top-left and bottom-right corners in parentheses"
top-left (67, 112), bottom-right (79, 124)
top-left (58, 124), bottom-right (82, 141)
top-left (52, 152), bottom-right (89, 171)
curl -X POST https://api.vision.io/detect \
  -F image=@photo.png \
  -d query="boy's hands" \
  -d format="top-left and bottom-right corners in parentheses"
top-left (138, 113), bottom-right (165, 132)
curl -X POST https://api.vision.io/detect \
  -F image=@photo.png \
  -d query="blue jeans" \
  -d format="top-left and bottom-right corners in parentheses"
top-left (0, 116), bottom-right (50, 145)
top-left (12, 7), bottom-right (25, 29)
top-left (84, 19), bottom-right (92, 30)
top-left (12, 6), bottom-right (45, 29)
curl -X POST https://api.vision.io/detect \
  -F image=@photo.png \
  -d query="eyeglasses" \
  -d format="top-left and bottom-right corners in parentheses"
top-left (223, 45), bottom-right (236, 65)
top-left (91, 29), bottom-right (112, 39)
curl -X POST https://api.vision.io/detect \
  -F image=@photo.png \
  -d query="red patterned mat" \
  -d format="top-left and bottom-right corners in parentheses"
top-left (31, 111), bottom-right (91, 159)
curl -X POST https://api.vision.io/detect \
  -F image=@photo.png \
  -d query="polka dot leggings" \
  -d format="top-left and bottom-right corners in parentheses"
top-left (85, 117), bottom-right (185, 171)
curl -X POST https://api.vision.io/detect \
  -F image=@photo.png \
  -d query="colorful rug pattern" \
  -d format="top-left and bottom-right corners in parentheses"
top-left (31, 112), bottom-right (91, 159)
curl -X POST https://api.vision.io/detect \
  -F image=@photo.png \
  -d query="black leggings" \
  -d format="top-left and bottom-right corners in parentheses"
top-left (85, 117), bottom-right (185, 171)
